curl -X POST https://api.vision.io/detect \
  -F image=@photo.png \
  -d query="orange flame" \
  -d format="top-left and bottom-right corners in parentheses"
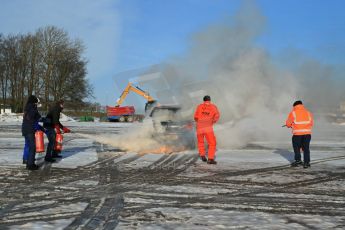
top-left (139, 145), bottom-right (187, 154)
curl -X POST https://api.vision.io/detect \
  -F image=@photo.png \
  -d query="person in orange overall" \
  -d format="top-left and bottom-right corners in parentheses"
top-left (285, 100), bottom-right (314, 168)
top-left (194, 95), bottom-right (220, 164)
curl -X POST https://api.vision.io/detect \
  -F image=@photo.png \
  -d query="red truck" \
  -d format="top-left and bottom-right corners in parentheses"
top-left (106, 106), bottom-right (136, 122)
top-left (107, 83), bottom-right (155, 122)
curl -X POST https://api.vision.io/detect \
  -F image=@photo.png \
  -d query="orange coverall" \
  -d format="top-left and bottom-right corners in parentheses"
top-left (194, 101), bottom-right (220, 160)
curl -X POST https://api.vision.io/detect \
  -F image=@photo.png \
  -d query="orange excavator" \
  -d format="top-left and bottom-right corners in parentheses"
top-left (106, 83), bottom-right (157, 122)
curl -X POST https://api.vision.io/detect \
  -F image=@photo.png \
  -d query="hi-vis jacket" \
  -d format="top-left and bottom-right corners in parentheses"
top-left (194, 101), bottom-right (220, 133)
top-left (285, 104), bottom-right (313, 135)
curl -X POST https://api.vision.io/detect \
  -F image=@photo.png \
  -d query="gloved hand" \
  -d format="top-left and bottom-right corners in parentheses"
top-left (38, 117), bottom-right (47, 123)
top-left (62, 127), bottom-right (71, 133)
top-left (34, 123), bottom-right (44, 132)
top-left (54, 124), bottom-right (61, 134)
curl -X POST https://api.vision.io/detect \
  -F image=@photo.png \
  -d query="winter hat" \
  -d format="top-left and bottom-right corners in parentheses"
top-left (27, 95), bottom-right (38, 104)
top-left (203, 95), bottom-right (211, 101)
top-left (293, 100), bottom-right (303, 107)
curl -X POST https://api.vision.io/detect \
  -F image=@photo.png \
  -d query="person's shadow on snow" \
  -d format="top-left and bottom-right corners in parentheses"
top-left (60, 146), bottom-right (93, 159)
top-left (273, 149), bottom-right (294, 163)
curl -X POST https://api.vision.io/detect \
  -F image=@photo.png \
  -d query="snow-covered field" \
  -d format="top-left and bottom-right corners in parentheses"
top-left (0, 120), bottom-right (344, 229)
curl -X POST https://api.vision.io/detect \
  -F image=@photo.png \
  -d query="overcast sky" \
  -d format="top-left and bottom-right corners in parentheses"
top-left (0, 0), bottom-right (344, 106)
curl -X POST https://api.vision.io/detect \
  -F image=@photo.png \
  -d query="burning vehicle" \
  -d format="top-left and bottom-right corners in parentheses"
top-left (148, 105), bottom-right (196, 152)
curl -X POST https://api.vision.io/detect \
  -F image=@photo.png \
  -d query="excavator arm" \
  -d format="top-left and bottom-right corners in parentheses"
top-left (116, 83), bottom-right (155, 107)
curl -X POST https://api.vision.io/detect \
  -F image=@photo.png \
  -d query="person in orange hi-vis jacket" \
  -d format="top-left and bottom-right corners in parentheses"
top-left (285, 100), bottom-right (314, 168)
top-left (194, 95), bottom-right (220, 164)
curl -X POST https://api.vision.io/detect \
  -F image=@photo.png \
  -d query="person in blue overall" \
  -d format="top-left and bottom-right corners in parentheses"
top-left (21, 95), bottom-right (43, 170)
top-left (22, 121), bottom-right (45, 164)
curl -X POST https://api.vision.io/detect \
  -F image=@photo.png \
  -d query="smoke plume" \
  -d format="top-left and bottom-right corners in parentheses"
top-left (134, 1), bottom-right (293, 148)
top-left (97, 1), bottom-right (344, 152)
top-left (137, 1), bottom-right (344, 148)
top-left (79, 120), bottom-right (162, 152)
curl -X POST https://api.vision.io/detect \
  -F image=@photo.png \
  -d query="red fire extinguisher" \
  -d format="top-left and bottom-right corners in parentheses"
top-left (35, 130), bottom-right (45, 153)
top-left (54, 133), bottom-right (64, 152)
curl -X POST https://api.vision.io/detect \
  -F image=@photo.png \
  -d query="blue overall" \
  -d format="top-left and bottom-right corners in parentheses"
top-left (22, 122), bottom-right (45, 161)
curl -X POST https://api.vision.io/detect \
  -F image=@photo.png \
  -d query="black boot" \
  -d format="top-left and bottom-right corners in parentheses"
top-left (23, 159), bottom-right (27, 164)
top-left (200, 156), bottom-right (207, 162)
top-left (291, 160), bottom-right (303, 167)
top-left (207, 159), bottom-right (217, 165)
top-left (45, 158), bottom-right (56, 163)
top-left (52, 152), bottom-right (63, 158)
top-left (303, 162), bottom-right (311, 168)
top-left (26, 164), bottom-right (39, 170)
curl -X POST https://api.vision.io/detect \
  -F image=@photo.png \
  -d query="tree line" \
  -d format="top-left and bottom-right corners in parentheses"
top-left (0, 26), bottom-right (93, 113)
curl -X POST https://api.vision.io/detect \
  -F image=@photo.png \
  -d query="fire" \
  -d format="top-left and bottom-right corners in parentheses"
top-left (139, 145), bottom-right (187, 154)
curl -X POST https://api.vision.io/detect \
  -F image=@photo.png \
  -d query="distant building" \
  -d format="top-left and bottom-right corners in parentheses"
top-left (0, 108), bottom-right (12, 114)
top-left (0, 105), bottom-right (12, 114)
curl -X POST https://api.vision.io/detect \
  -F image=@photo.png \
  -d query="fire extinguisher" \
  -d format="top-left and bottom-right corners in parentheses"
top-left (35, 130), bottom-right (45, 153)
top-left (54, 133), bottom-right (64, 152)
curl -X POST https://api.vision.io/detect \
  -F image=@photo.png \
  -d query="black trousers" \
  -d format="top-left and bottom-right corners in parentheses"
top-left (45, 128), bottom-right (56, 159)
top-left (292, 134), bottom-right (311, 163)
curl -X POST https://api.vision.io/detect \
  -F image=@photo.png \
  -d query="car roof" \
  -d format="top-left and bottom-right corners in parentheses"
top-left (149, 105), bottom-right (181, 117)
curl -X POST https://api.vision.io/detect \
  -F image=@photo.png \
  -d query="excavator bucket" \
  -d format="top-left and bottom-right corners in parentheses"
top-left (145, 100), bottom-right (158, 113)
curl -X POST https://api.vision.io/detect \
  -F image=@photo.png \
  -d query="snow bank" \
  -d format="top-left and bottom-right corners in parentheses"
top-left (0, 113), bottom-right (22, 122)
top-left (0, 112), bottom-right (76, 123)
top-left (60, 113), bottom-right (76, 122)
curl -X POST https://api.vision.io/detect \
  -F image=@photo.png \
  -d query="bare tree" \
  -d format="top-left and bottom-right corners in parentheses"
top-left (0, 34), bottom-right (7, 113)
top-left (0, 26), bottom-right (93, 113)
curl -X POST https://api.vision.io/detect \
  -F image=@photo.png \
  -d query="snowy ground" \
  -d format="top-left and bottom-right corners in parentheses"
top-left (0, 121), bottom-right (344, 229)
